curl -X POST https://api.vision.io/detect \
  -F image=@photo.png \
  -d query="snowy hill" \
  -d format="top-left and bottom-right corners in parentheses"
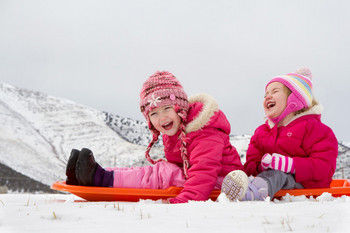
top-left (0, 83), bottom-right (162, 189)
top-left (0, 83), bottom-right (349, 192)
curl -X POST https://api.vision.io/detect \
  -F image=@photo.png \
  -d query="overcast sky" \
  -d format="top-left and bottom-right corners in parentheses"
top-left (1, 0), bottom-right (349, 142)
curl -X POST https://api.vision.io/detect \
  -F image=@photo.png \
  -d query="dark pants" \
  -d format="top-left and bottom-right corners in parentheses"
top-left (257, 170), bottom-right (304, 197)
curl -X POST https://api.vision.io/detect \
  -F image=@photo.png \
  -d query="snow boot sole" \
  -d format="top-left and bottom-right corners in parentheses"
top-left (65, 149), bottom-right (80, 185)
top-left (75, 148), bottom-right (97, 186)
top-left (221, 170), bottom-right (249, 201)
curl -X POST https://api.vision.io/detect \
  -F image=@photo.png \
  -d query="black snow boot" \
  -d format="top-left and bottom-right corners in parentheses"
top-left (75, 148), bottom-right (97, 186)
top-left (65, 149), bottom-right (80, 185)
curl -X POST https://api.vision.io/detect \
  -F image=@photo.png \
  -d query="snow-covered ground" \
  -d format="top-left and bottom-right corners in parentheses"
top-left (1, 193), bottom-right (349, 233)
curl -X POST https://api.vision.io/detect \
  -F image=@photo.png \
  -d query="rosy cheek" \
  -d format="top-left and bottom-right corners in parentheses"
top-left (263, 101), bottom-right (267, 109)
top-left (150, 117), bottom-right (157, 126)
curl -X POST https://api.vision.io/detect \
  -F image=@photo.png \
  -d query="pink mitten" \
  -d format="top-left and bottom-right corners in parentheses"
top-left (261, 153), bottom-right (295, 174)
top-left (261, 153), bottom-right (272, 170)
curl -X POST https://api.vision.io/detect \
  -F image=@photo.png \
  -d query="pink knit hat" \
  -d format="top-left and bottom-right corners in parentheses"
top-left (140, 71), bottom-right (190, 177)
top-left (140, 71), bottom-right (189, 121)
top-left (266, 67), bottom-right (313, 124)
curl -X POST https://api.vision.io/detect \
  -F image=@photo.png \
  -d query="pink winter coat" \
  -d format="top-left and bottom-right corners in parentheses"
top-left (110, 94), bottom-right (243, 203)
top-left (165, 94), bottom-right (243, 203)
top-left (244, 105), bottom-right (338, 189)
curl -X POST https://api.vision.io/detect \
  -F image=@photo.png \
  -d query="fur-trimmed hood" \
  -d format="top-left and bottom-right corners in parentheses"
top-left (267, 104), bottom-right (323, 128)
top-left (185, 93), bottom-right (221, 134)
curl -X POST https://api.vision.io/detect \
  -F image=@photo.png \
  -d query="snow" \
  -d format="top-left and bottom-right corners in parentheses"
top-left (1, 193), bottom-right (349, 233)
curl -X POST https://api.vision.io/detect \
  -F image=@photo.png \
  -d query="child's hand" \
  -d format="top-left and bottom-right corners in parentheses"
top-left (261, 153), bottom-right (273, 170)
top-left (261, 153), bottom-right (295, 174)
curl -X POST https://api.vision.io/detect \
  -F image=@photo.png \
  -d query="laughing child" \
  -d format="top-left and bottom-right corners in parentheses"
top-left (66, 71), bottom-right (243, 203)
top-left (221, 68), bottom-right (338, 201)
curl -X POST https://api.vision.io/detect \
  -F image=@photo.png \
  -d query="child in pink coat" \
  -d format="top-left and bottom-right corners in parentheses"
top-left (221, 68), bottom-right (338, 201)
top-left (66, 71), bottom-right (243, 203)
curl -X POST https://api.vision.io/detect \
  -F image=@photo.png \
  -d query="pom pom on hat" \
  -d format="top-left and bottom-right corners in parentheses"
top-left (295, 67), bottom-right (312, 79)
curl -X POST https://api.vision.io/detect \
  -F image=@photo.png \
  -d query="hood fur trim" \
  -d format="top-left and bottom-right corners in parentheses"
top-left (268, 104), bottom-right (323, 128)
top-left (185, 93), bottom-right (219, 134)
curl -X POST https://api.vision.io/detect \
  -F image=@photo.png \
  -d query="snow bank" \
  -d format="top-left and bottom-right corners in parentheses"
top-left (0, 193), bottom-right (349, 233)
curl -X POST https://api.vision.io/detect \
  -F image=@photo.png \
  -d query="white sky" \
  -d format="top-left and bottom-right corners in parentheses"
top-left (1, 0), bottom-right (349, 142)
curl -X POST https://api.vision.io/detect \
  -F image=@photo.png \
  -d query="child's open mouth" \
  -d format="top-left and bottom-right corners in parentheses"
top-left (267, 101), bottom-right (276, 109)
top-left (162, 122), bottom-right (173, 130)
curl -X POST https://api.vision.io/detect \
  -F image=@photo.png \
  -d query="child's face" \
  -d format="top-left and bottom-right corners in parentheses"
top-left (149, 105), bottom-right (181, 136)
top-left (264, 82), bottom-right (289, 119)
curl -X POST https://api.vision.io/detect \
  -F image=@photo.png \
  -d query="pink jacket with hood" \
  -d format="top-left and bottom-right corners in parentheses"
top-left (110, 94), bottom-right (243, 203)
top-left (244, 105), bottom-right (338, 189)
top-left (165, 94), bottom-right (243, 203)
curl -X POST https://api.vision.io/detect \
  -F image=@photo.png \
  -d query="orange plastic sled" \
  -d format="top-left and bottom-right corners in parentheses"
top-left (51, 179), bottom-right (350, 202)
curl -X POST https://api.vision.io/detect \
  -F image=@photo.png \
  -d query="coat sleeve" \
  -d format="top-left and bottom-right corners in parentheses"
top-left (244, 129), bottom-right (265, 176)
top-left (169, 130), bottom-right (224, 203)
top-left (293, 121), bottom-right (338, 186)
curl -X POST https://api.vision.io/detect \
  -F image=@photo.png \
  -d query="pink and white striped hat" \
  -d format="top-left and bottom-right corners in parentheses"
top-left (266, 67), bottom-right (313, 124)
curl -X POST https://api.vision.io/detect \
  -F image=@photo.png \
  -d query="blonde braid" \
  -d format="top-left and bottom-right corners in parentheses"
top-left (145, 131), bottom-right (165, 164)
top-left (177, 109), bottom-right (190, 178)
